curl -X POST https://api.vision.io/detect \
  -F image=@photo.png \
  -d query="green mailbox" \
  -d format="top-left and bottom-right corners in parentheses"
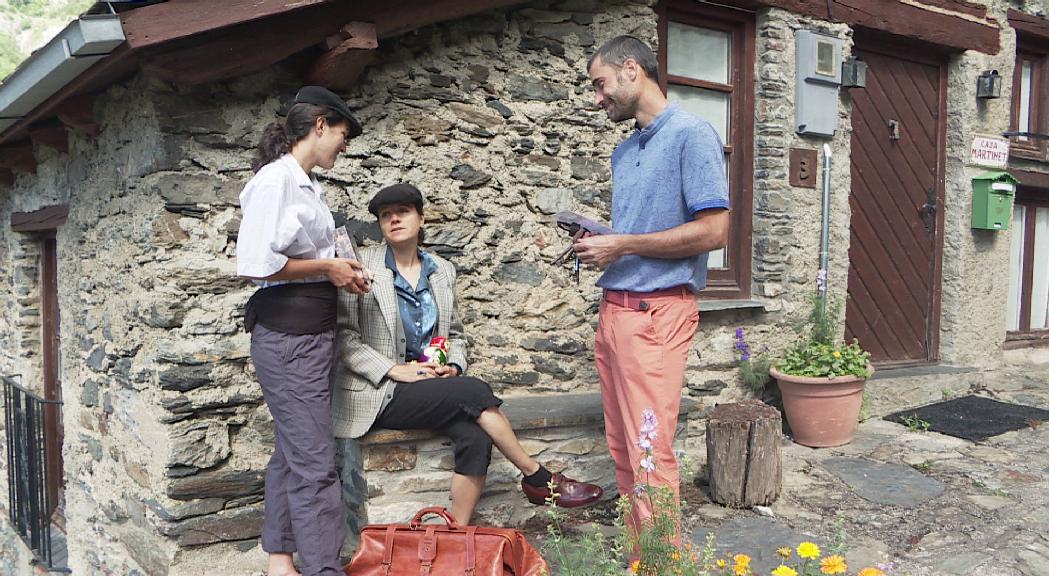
top-left (972, 170), bottom-right (1018, 231)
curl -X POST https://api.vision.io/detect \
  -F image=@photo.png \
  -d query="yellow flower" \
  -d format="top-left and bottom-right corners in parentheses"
top-left (820, 555), bottom-right (848, 574)
top-left (833, 350), bottom-right (842, 358)
top-left (716, 559), bottom-right (727, 568)
top-left (671, 551), bottom-right (681, 562)
top-left (772, 567), bottom-right (798, 576)
top-left (777, 547), bottom-right (792, 559)
top-left (858, 570), bottom-right (886, 576)
top-left (733, 565), bottom-right (749, 576)
top-left (733, 554), bottom-right (751, 567)
top-left (797, 542), bottom-right (821, 559)
top-left (630, 560), bottom-right (640, 574)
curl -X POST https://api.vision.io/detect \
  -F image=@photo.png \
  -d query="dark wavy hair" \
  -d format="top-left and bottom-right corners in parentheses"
top-left (252, 103), bottom-right (347, 172)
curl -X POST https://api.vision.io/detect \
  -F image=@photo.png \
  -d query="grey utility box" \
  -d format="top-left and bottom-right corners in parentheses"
top-left (795, 30), bottom-right (843, 137)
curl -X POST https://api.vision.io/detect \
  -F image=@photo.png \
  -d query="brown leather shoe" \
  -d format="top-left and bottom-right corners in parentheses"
top-left (521, 472), bottom-right (603, 508)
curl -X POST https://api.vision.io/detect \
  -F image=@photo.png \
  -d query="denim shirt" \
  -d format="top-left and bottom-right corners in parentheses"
top-left (385, 247), bottom-right (439, 361)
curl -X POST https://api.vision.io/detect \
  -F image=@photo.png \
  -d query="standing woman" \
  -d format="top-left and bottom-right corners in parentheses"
top-left (237, 86), bottom-right (370, 576)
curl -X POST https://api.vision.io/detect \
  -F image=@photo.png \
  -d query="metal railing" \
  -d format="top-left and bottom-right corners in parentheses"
top-left (3, 375), bottom-right (67, 571)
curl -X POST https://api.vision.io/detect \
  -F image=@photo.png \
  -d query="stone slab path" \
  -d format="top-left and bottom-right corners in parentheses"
top-left (537, 364), bottom-right (1049, 575)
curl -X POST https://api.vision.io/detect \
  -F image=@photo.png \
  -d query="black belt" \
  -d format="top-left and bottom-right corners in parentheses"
top-left (244, 282), bottom-right (337, 334)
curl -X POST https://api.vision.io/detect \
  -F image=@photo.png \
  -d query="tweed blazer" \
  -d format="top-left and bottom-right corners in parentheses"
top-left (333, 243), bottom-right (468, 438)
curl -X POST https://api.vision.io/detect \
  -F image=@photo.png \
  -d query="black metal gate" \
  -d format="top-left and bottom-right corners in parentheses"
top-left (3, 375), bottom-right (68, 571)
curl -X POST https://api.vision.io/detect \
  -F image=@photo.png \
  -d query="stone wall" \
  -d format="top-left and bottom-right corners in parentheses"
top-left (0, 0), bottom-right (1043, 574)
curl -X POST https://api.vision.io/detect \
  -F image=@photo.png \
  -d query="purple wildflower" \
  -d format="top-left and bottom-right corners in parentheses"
top-left (633, 482), bottom-right (647, 497)
top-left (639, 454), bottom-right (656, 473)
top-left (816, 269), bottom-right (828, 294)
top-left (637, 436), bottom-right (652, 450)
top-left (641, 409), bottom-right (657, 428)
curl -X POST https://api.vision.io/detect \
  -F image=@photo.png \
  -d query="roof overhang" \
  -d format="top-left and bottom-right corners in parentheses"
top-left (0, 15), bottom-right (125, 134)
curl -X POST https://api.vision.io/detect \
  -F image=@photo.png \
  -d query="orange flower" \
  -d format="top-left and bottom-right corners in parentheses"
top-left (820, 555), bottom-right (847, 574)
top-left (630, 559), bottom-right (640, 574)
top-left (858, 570), bottom-right (886, 576)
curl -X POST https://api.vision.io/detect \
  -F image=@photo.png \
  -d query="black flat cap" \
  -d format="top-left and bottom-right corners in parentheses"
top-left (294, 86), bottom-right (363, 138)
top-left (368, 184), bottom-right (424, 216)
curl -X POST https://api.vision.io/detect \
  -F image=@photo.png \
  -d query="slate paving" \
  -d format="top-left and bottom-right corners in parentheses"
top-left (533, 364), bottom-right (1049, 575)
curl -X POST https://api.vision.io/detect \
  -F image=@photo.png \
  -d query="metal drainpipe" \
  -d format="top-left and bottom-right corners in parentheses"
top-left (818, 143), bottom-right (832, 315)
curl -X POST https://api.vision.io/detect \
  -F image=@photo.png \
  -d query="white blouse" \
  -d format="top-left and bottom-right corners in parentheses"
top-left (236, 154), bottom-right (336, 287)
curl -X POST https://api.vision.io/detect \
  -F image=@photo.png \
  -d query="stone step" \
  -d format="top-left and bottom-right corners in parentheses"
top-left (863, 365), bottom-right (984, 419)
top-left (361, 391), bottom-right (704, 445)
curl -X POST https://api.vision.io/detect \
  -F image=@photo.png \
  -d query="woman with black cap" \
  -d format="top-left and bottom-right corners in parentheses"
top-left (333, 183), bottom-right (604, 526)
top-left (237, 86), bottom-right (369, 576)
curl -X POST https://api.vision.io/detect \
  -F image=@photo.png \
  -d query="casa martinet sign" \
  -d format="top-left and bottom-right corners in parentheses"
top-left (969, 135), bottom-right (1010, 168)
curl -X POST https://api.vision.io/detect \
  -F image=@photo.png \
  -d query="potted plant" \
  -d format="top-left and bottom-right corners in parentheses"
top-left (736, 272), bottom-right (873, 448)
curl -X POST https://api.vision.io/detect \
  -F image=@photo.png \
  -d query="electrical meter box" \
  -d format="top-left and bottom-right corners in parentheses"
top-left (971, 171), bottom-right (1018, 231)
top-left (795, 30), bottom-right (843, 137)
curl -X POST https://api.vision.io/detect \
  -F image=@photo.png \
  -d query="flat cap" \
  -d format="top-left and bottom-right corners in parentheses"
top-left (368, 184), bottom-right (424, 216)
top-left (294, 86), bottom-right (363, 138)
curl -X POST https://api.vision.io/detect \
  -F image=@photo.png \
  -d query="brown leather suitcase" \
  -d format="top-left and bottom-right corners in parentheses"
top-left (344, 506), bottom-right (548, 575)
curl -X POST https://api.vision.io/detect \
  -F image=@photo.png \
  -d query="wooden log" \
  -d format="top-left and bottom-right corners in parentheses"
top-left (705, 401), bottom-right (782, 508)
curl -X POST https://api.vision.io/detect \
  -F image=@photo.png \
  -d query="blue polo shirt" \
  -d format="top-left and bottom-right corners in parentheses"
top-left (597, 102), bottom-right (730, 294)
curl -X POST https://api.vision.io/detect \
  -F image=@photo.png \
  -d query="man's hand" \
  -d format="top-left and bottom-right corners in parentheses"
top-left (386, 362), bottom-right (441, 382)
top-left (433, 364), bottom-right (460, 378)
top-left (573, 234), bottom-right (626, 268)
top-left (327, 259), bottom-right (372, 294)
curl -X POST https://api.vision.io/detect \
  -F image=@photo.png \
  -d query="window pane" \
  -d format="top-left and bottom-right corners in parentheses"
top-left (1032, 207), bottom-right (1049, 329)
top-left (1019, 60), bottom-right (1034, 141)
top-left (669, 84), bottom-right (730, 141)
top-left (1008, 205), bottom-right (1026, 331)
top-left (708, 248), bottom-right (726, 269)
top-left (667, 22), bottom-right (730, 84)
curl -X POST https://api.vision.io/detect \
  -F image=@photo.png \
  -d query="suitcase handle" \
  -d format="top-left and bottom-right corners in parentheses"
top-left (409, 507), bottom-right (460, 530)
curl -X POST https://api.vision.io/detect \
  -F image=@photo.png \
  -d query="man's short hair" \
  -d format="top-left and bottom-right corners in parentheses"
top-left (588, 35), bottom-right (659, 84)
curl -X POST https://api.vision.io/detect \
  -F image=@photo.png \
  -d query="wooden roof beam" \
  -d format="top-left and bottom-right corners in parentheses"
top-left (0, 141), bottom-right (37, 174)
top-left (711, 0), bottom-right (999, 54)
top-left (119, 0), bottom-right (331, 49)
top-left (0, 169), bottom-right (14, 186)
top-left (55, 94), bottom-right (101, 136)
top-left (28, 121), bottom-right (69, 154)
top-left (307, 22), bottom-right (379, 92)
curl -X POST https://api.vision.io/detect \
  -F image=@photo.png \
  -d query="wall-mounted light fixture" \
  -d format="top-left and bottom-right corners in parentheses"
top-left (841, 57), bottom-right (867, 88)
top-left (976, 70), bottom-right (1002, 99)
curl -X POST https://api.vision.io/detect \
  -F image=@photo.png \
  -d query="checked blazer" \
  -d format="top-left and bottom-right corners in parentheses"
top-left (333, 243), bottom-right (468, 439)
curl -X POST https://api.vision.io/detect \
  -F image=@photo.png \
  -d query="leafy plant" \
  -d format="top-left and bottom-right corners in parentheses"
top-left (774, 289), bottom-right (871, 379)
top-left (901, 415), bottom-right (930, 433)
top-left (734, 328), bottom-right (772, 392)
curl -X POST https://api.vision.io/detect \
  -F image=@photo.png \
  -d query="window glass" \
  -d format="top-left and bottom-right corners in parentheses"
top-left (669, 84), bottom-right (730, 141)
top-left (1019, 60), bottom-right (1034, 141)
top-left (1031, 207), bottom-right (1049, 329)
top-left (1008, 205), bottom-right (1026, 331)
top-left (667, 22), bottom-right (730, 84)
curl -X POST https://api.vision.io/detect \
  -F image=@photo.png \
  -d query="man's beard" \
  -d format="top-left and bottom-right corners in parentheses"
top-left (605, 93), bottom-right (637, 122)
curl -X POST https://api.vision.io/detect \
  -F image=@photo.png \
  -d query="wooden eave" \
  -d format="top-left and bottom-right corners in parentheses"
top-left (704, 0), bottom-right (999, 54)
top-left (0, 0), bottom-right (530, 149)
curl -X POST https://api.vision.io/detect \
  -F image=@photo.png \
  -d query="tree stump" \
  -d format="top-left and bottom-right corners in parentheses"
top-left (705, 401), bottom-right (782, 508)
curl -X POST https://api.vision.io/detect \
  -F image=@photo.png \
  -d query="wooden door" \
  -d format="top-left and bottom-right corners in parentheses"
top-left (40, 234), bottom-right (64, 521)
top-left (845, 46), bottom-right (945, 365)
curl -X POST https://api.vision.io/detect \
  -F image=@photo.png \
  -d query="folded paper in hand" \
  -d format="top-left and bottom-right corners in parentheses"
top-left (333, 226), bottom-right (358, 260)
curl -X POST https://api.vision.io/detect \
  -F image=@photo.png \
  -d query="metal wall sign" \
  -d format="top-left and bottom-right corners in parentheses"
top-left (969, 135), bottom-right (1010, 168)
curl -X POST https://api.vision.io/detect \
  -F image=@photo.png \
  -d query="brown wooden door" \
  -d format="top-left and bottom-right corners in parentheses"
top-left (845, 46), bottom-right (945, 365)
top-left (40, 234), bottom-right (64, 521)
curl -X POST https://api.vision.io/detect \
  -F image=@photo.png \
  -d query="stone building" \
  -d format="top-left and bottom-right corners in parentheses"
top-left (0, 0), bottom-right (1045, 574)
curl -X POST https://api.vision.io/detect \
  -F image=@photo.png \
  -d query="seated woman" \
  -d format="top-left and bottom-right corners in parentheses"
top-left (333, 183), bottom-right (603, 524)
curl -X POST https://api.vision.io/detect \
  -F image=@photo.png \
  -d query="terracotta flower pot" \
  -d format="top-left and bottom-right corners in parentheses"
top-left (769, 364), bottom-right (875, 448)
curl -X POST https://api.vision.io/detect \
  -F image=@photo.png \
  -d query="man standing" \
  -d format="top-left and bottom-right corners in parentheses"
top-left (574, 35), bottom-right (730, 536)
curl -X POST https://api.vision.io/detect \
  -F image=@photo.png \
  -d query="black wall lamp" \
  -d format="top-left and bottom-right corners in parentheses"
top-left (841, 57), bottom-right (867, 88)
top-left (977, 70), bottom-right (1002, 99)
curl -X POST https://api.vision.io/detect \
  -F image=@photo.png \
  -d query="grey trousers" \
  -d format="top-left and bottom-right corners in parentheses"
top-left (251, 324), bottom-right (345, 576)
